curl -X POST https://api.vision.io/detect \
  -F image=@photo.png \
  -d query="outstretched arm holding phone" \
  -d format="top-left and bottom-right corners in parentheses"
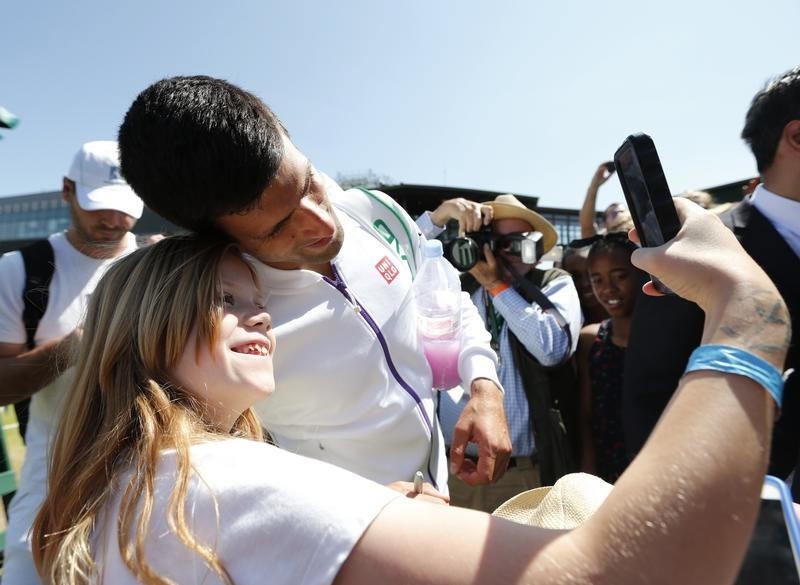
top-left (339, 197), bottom-right (787, 585)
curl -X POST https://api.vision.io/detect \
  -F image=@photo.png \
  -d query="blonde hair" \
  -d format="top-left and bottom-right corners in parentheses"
top-left (32, 235), bottom-right (264, 584)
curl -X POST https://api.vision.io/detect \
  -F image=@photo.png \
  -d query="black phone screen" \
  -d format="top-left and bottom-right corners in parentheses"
top-left (614, 140), bottom-right (672, 247)
top-left (735, 498), bottom-right (800, 585)
top-left (613, 134), bottom-right (681, 249)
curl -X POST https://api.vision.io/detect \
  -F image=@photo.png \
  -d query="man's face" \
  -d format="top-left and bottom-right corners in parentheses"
top-left (215, 135), bottom-right (344, 270)
top-left (603, 203), bottom-right (626, 227)
top-left (64, 182), bottom-right (136, 248)
top-left (492, 217), bottom-right (535, 277)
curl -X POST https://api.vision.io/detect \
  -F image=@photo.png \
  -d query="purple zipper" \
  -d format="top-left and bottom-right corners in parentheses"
top-left (323, 265), bottom-right (434, 436)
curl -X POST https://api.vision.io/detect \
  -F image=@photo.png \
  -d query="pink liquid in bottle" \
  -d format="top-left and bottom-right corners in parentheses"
top-left (422, 337), bottom-right (461, 390)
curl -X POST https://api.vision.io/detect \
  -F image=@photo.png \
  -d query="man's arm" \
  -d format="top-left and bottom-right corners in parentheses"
top-left (428, 198), bottom-right (492, 236)
top-left (0, 333), bottom-right (78, 405)
top-left (447, 289), bottom-right (511, 485)
top-left (448, 377), bottom-right (511, 485)
top-left (415, 197), bottom-right (493, 240)
top-left (579, 162), bottom-right (614, 238)
top-left (0, 250), bottom-right (78, 405)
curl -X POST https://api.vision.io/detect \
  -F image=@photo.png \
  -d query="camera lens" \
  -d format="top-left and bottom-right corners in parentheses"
top-left (444, 237), bottom-right (480, 272)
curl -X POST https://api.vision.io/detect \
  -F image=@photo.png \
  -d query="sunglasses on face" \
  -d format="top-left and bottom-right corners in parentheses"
top-left (567, 231), bottom-right (635, 250)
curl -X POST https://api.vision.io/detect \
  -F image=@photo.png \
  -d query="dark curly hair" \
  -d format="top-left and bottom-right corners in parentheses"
top-left (118, 76), bottom-right (287, 232)
top-left (585, 232), bottom-right (639, 263)
top-left (741, 66), bottom-right (800, 173)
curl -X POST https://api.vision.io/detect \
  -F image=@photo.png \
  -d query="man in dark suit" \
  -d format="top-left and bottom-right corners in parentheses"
top-left (622, 65), bottom-right (800, 496)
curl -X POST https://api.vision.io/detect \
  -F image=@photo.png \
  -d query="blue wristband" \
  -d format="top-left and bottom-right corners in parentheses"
top-left (684, 344), bottom-right (784, 407)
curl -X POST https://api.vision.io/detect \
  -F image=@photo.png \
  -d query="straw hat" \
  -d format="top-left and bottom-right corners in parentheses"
top-left (488, 194), bottom-right (558, 255)
top-left (491, 473), bottom-right (613, 529)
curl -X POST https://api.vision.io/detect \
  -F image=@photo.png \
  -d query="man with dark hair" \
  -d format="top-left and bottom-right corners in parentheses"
top-left (119, 76), bottom-right (287, 233)
top-left (622, 66), bottom-right (800, 496)
top-left (742, 66), bottom-right (800, 173)
top-left (118, 75), bottom-right (511, 494)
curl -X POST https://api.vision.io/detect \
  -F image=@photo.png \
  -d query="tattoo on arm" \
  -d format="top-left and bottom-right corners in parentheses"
top-left (718, 292), bottom-right (790, 358)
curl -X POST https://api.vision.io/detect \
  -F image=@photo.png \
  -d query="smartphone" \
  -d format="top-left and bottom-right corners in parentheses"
top-left (604, 161), bottom-right (616, 173)
top-left (613, 133), bottom-right (681, 294)
top-left (735, 475), bottom-right (800, 584)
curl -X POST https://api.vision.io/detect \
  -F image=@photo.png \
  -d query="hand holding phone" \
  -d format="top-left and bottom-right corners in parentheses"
top-left (613, 133), bottom-right (681, 294)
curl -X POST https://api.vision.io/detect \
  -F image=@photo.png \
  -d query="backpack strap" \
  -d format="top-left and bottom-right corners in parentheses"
top-left (20, 239), bottom-right (55, 350)
top-left (16, 239), bottom-right (55, 444)
top-left (334, 187), bottom-right (423, 277)
top-left (462, 265), bottom-right (573, 354)
top-left (507, 264), bottom-right (574, 362)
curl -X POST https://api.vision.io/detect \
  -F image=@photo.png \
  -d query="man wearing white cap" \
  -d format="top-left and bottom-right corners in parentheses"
top-left (0, 140), bottom-right (142, 583)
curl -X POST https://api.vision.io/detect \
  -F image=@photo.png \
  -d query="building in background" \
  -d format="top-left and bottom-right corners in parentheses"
top-left (0, 175), bottom-right (755, 255)
top-left (374, 183), bottom-right (582, 251)
top-left (0, 191), bottom-right (178, 254)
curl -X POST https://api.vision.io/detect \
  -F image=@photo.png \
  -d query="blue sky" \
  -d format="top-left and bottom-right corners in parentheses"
top-left (1, 0), bottom-right (798, 211)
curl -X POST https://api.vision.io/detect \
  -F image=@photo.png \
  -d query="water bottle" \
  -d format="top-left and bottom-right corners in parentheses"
top-left (413, 239), bottom-right (462, 390)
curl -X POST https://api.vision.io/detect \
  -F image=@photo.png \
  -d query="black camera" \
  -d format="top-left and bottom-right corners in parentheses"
top-left (442, 225), bottom-right (544, 272)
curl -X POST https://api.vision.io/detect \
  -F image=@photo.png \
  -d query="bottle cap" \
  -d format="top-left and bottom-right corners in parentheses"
top-left (423, 239), bottom-right (444, 258)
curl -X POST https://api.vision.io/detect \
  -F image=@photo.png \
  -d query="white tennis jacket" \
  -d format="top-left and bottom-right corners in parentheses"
top-left (251, 178), bottom-right (500, 490)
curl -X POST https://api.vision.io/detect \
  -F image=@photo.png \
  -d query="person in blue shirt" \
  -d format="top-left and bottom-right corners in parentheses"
top-left (418, 194), bottom-right (582, 513)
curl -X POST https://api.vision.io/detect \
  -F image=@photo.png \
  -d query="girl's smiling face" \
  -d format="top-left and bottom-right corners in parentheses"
top-left (588, 249), bottom-right (640, 318)
top-left (170, 252), bottom-right (276, 430)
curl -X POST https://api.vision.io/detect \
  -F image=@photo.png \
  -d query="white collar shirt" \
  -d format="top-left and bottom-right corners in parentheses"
top-left (751, 184), bottom-right (800, 259)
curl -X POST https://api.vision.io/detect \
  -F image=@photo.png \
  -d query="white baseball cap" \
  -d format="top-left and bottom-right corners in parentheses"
top-left (66, 140), bottom-right (144, 219)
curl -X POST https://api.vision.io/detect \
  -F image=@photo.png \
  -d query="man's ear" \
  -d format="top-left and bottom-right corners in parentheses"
top-left (62, 177), bottom-right (75, 202)
top-left (783, 119), bottom-right (800, 156)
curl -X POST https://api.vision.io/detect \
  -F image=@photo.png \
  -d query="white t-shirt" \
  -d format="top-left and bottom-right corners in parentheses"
top-left (92, 439), bottom-right (400, 585)
top-left (0, 230), bottom-right (137, 584)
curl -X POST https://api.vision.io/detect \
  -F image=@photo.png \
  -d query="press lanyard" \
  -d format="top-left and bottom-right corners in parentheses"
top-left (484, 289), bottom-right (504, 365)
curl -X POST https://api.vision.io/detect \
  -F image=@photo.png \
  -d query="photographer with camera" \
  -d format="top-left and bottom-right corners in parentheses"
top-left (417, 194), bottom-right (582, 513)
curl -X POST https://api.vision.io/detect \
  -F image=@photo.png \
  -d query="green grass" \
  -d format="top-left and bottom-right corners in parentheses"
top-left (0, 406), bottom-right (24, 552)
top-left (1, 407), bottom-right (25, 481)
